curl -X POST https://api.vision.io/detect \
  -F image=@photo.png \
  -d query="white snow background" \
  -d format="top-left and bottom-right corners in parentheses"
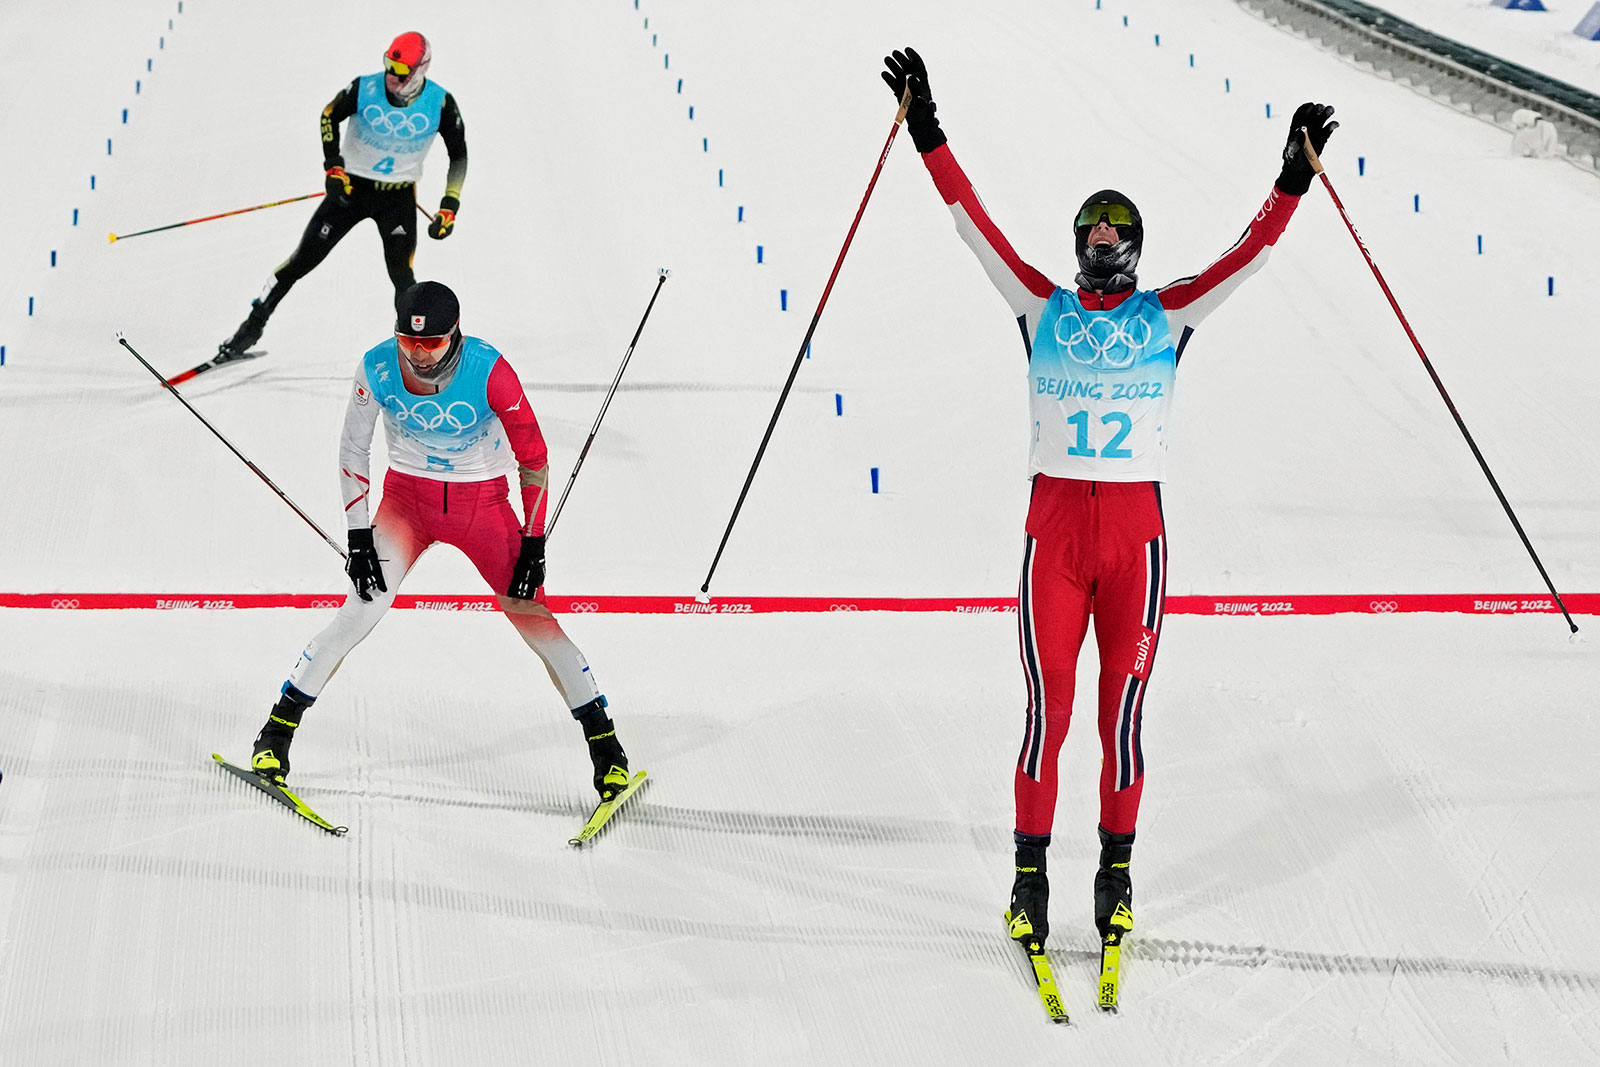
top-left (1, 0), bottom-right (1597, 1063)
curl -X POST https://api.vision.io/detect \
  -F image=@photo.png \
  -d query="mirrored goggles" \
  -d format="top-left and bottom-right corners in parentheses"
top-left (397, 333), bottom-right (451, 357)
top-left (1075, 202), bottom-right (1136, 229)
top-left (385, 55), bottom-right (413, 78)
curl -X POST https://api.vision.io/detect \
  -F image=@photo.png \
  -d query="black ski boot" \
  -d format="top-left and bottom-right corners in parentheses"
top-left (1007, 835), bottom-right (1051, 950)
top-left (1093, 827), bottom-right (1135, 946)
top-left (251, 687), bottom-right (313, 785)
top-left (217, 301), bottom-right (269, 362)
top-left (574, 697), bottom-right (630, 801)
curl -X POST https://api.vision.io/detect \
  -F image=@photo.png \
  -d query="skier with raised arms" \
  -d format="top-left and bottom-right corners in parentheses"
top-left (213, 32), bottom-right (467, 363)
top-left (880, 47), bottom-right (1336, 1002)
top-left (247, 281), bottom-right (633, 809)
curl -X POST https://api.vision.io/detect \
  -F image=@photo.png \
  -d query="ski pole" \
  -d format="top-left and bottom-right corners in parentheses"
top-left (1302, 133), bottom-right (1579, 635)
top-left (116, 334), bottom-right (347, 560)
top-left (108, 191), bottom-right (324, 243)
top-left (546, 269), bottom-right (671, 540)
top-left (698, 90), bottom-right (911, 598)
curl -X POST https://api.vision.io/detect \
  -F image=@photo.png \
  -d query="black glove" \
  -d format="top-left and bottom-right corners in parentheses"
top-left (1276, 102), bottom-right (1338, 196)
top-left (345, 527), bottom-right (387, 602)
top-left (881, 47), bottom-right (946, 154)
top-left (428, 195), bottom-right (459, 240)
top-left (324, 165), bottom-right (353, 203)
top-left (506, 535), bottom-right (546, 600)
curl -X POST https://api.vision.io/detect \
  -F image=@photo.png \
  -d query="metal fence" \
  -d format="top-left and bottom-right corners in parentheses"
top-left (1238, 0), bottom-right (1600, 171)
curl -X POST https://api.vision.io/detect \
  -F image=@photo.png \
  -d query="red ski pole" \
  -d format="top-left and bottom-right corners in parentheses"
top-left (698, 90), bottom-right (912, 598)
top-left (1302, 134), bottom-right (1578, 635)
top-left (108, 191), bottom-right (324, 243)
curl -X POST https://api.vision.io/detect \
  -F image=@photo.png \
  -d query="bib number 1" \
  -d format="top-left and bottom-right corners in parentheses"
top-left (1065, 410), bottom-right (1134, 459)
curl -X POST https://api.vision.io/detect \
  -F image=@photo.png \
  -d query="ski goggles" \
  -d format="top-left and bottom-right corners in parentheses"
top-left (1075, 202), bottom-right (1137, 229)
top-left (384, 55), bottom-right (414, 77)
top-left (396, 332), bottom-right (452, 358)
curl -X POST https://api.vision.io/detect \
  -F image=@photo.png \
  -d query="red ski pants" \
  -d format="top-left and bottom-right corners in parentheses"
top-left (1015, 476), bottom-right (1166, 839)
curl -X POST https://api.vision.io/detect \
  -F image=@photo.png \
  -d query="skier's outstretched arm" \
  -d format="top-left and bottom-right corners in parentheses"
top-left (487, 357), bottom-right (549, 538)
top-left (883, 48), bottom-right (1055, 351)
top-left (1159, 102), bottom-right (1338, 339)
top-left (338, 361), bottom-right (382, 529)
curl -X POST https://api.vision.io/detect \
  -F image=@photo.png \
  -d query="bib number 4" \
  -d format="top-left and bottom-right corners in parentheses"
top-left (372, 156), bottom-right (396, 175)
top-left (1065, 410), bottom-right (1133, 459)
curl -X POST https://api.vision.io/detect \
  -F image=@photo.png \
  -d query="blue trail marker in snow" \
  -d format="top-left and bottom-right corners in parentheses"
top-left (780, 289), bottom-right (788, 310)
top-left (651, 33), bottom-right (656, 46)
top-left (737, 206), bottom-right (744, 222)
top-left (756, 245), bottom-right (763, 263)
top-left (1265, 102), bottom-right (1271, 118)
top-left (1548, 276), bottom-right (1555, 295)
top-left (72, 209), bottom-right (78, 225)
top-left (665, 54), bottom-right (670, 69)
top-left (702, 137), bottom-right (708, 152)
top-left (1491, 0), bottom-right (1546, 9)
top-left (1123, 15), bottom-right (1128, 26)
top-left (718, 168), bottom-right (723, 186)
top-left (159, 36), bottom-right (164, 49)
top-left (676, 78), bottom-right (682, 92)
top-left (50, 251), bottom-right (56, 267)
top-left (1, 346), bottom-right (6, 367)
top-left (835, 393), bottom-right (843, 416)
top-left (1358, 156), bottom-right (1365, 175)
top-left (147, 58), bottom-right (152, 71)
top-left (870, 468), bottom-right (880, 493)
top-left (1577, 4), bottom-right (1600, 39)
top-left (1154, 34), bottom-right (1160, 46)
top-left (107, 138), bottom-right (112, 155)
top-left (688, 105), bottom-right (693, 119)
top-left (1477, 235), bottom-right (1483, 254)
top-left (1225, 77), bottom-right (1231, 92)
top-left (28, 297), bottom-right (35, 316)
top-left (90, 175), bottom-right (96, 189)
top-left (135, 80), bottom-right (140, 93)
top-left (1189, 53), bottom-right (1195, 67)
top-left (1413, 194), bottom-right (1420, 212)
top-left (122, 108), bottom-right (128, 123)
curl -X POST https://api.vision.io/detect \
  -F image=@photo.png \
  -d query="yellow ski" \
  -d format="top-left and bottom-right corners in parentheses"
top-left (568, 770), bottom-right (649, 848)
top-left (1004, 910), bottom-right (1069, 1024)
top-left (211, 754), bottom-right (348, 836)
top-left (1098, 901), bottom-right (1134, 1012)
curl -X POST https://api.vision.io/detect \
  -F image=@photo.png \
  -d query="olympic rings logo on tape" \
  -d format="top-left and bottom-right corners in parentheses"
top-left (50, 598), bottom-right (81, 609)
top-left (1052, 311), bottom-right (1151, 370)
top-left (1369, 600), bottom-right (1399, 613)
top-left (390, 399), bottom-right (479, 437)
top-left (310, 599), bottom-right (342, 609)
top-left (568, 602), bottom-right (601, 613)
top-left (828, 604), bottom-right (859, 611)
top-left (362, 105), bottom-right (432, 139)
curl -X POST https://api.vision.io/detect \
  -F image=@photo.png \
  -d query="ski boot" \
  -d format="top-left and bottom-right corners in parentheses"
top-left (1094, 827), bottom-right (1135, 1012)
top-left (1006, 837), bottom-right (1051, 951)
top-left (574, 697), bottom-right (630, 801)
top-left (216, 301), bottom-right (269, 363)
top-left (251, 687), bottom-right (313, 785)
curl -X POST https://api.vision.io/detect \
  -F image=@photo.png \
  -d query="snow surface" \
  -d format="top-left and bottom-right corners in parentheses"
top-left (1363, 0), bottom-right (1600, 95)
top-left (1, 0), bottom-right (1597, 1063)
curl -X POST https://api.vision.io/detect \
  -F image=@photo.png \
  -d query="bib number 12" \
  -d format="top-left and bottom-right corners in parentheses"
top-left (1065, 410), bottom-right (1133, 459)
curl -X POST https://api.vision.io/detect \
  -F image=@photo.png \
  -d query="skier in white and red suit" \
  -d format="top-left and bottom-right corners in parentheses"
top-left (882, 48), bottom-right (1336, 954)
top-left (247, 281), bottom-right (632, 803)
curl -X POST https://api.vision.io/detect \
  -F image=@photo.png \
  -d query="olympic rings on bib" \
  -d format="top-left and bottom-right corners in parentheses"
top-left (1052, 310), bottom-right (1153, 370)
top-left (389, 398), bottom-right (479, 436)
top-left (362, 104), bottom-right (432, 139)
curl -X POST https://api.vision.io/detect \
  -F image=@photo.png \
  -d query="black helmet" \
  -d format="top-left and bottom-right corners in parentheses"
top-left (1073, 189), bottom-right (1143, 294)
top-left (395, 281), bottom-right (462, 381)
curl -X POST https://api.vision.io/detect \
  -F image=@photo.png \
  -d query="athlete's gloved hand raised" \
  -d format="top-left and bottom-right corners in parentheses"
top-left (345, 527), bottom-right (387, 602)
top-left (881, 47), bottom-right (947, 153)
top-left (1276, 102), bottom-right (1338, 196)
top-left (325, 165), bottom-right (353, 202)
top-left (428, 196), bottom-right (459, 240)
top-left (506, 535), bottom-right (545, 599)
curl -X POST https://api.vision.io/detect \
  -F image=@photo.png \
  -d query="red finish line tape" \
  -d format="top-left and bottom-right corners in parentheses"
top-left (0, 593), bottom-right (1594, 616)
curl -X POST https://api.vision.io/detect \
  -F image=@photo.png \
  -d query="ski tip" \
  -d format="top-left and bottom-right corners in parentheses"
top-left (108, 233), bottom-right (118, 243)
